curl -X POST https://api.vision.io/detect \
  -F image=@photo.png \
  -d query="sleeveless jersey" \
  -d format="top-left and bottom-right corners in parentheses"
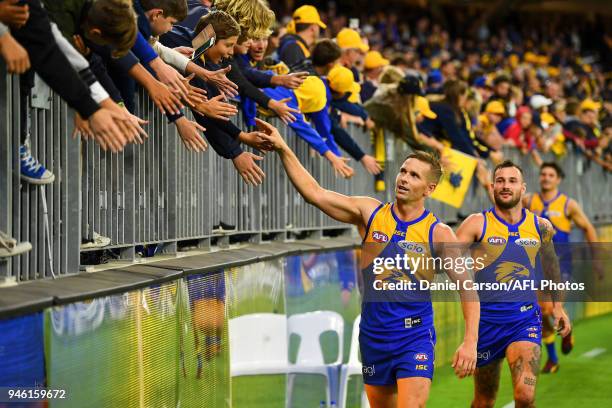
top-left (528, 192), bottom-right (573, 273)
top-left (528, 192), bottom-right (571, 243)
top-left (473, 208), bottom-right (542, 323)
top-left (360, 203), bottom-right (439, 337)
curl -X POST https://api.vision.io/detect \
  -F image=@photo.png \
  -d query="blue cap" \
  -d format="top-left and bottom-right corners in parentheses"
top-left (427, 69), bottom-right (443, 85)
top-left (473, 75), bottom-right (487, 88)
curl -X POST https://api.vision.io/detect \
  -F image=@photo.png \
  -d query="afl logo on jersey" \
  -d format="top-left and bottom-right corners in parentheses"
top-left (487, 236), bottom-right (506, 245)
top-left (371, 231), bottom-right (389, 243)
top-left (414, 353), bottom-right (429, 362)
top-left (515, 238), bottom-right (539, 247)
top-left (397, 241), bottom-right (425, 253)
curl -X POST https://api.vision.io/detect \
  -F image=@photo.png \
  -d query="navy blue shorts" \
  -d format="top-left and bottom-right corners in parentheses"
top-left (360, 327), bottom-right (436, 385)
top-left (477, 310), bottom-right (542, 367)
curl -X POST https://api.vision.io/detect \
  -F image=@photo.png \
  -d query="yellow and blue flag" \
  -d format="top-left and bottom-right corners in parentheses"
top-left (431, 147), bottom-right (477, 208)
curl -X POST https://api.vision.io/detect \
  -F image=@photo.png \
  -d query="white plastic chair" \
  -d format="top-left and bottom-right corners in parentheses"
top-left (338, 315), bottom-right (369, 408)
top-left (228, 313), bottom-right (289, 376)
top-left (287, 311), bottom-right (345, 407)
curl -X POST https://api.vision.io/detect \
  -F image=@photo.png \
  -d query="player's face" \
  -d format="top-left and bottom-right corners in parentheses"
top-left (539, 167), bottom-right (561, 192)
top-left (395, 159), bottom-right (436, 202)
top-left (492, 167), bottom-right (526, 209)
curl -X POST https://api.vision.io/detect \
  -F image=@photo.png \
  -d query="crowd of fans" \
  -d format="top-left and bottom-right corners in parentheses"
top-left (0, 0), bottom-right (610, 257)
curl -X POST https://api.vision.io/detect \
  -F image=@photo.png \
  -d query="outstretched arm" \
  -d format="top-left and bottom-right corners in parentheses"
top-left (255, 118), bottom-right (380, 228)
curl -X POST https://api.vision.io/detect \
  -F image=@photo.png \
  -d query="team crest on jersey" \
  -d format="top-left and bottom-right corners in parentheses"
top-left (415, 353), bottom-right (429, 362)
top-left (372, 231), bottom-right (389, 243)
top-left (495, 262), bottom-right (530, 283)
top-left (515, 238), bottom-right (539, 247)
top-left (397, 241), bottom-right (425, 254)
top-left (487, 236), bottom-right (506, 245)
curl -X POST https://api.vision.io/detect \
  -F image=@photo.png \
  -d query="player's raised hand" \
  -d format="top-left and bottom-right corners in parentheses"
top-left (452, 340), bottom-right (477, 379)
top-left (239, 131), bottom-right (276, 152)
top-left (254, 118), bottom-right (286, 151)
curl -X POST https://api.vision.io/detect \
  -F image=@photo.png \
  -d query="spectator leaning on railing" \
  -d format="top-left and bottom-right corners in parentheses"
top-left (189, 10), bottom-right (276, 186)
top-left (8, 0), bottom-right (145, 164)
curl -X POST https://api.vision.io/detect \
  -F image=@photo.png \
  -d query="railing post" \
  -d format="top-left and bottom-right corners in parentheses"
top-left (0, 66), bottom-right (11, 282)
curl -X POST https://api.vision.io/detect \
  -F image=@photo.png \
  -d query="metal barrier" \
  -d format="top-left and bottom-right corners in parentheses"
top-left (1, 66), bottom-right (611, 283)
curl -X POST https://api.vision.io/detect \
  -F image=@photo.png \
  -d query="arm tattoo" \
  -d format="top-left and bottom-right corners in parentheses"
top-left (528, 345), bottom-right (541, 376)
top-left (538, 217), bottom-right (554, 244)
top-left (539, 217), bottom-right (562, 302)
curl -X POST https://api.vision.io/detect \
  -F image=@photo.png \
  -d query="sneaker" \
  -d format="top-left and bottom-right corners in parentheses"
top-left (0, 230), bottom-right (32, 258)
top-left (561, 331), bottom-right (574, 355)
top-left (212, 221), bottom-right (236, 232)
top-left (81, 232), bottom-right (111, 249)
top-left (20, 141), bottom-right (55, 185)
top-left (542, 359), bottom-right (559, 374)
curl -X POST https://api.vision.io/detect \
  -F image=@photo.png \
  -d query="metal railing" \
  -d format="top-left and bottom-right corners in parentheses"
top-left (1, 67), bottom-right (611, 282)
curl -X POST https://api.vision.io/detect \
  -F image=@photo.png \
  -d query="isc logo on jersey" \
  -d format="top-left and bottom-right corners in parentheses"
top-left (372, 231), bottom-right (389, 243)
top-left (397, 241), bottom-right (425, 254)
top-left (515, 238), bottom-right (539, 247)
top-left (488, 236), bottom-right (506, 245)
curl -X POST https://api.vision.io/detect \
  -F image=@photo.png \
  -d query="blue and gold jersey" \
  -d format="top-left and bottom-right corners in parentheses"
top-left (528, 192), bottom-right (571, 243)
top-left (360, 203), bottom-right (439, 337)
top-left (473, 208), bottom-right (542, 323)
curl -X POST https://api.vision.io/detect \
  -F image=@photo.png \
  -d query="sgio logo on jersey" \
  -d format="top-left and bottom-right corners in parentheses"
top-left (397, 241), bottom-right (425, 253)
top-left (515, 238), bottom-right (539, 247)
